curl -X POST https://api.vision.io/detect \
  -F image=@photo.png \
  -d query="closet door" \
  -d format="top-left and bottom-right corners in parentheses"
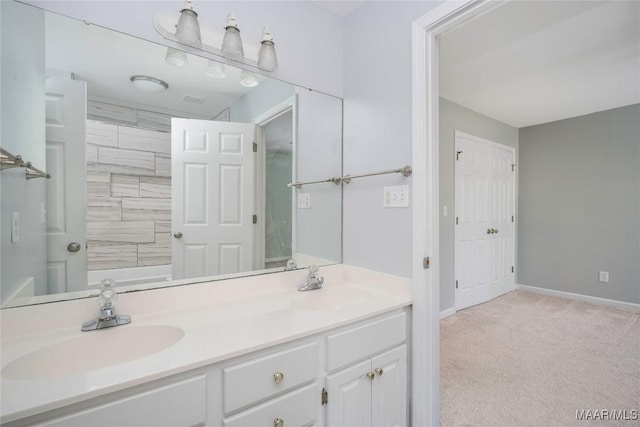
top-left (455, 131), bottom-right (515, 310)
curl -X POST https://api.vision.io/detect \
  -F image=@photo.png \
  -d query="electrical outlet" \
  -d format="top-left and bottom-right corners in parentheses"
top-left (383, 185), bottom-right (409, 208)
top-left (599, 271), bottom-right (609, 283)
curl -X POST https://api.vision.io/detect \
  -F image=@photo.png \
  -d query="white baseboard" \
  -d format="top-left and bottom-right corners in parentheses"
top-left (440, 307), bottom-right (456, 319)
top-left (516, 284), bottom-right (640, 312)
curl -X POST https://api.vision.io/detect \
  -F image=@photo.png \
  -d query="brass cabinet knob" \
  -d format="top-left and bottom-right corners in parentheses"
top-left (493, 228), bottom-right (498, 234)
top-left (366, 372), bottom-right (375, 380)
top-left (487, 229), bottom-right (492, 235)
top-left (374, 368), bottom-right (384, 376)
top-left (173, 232), bottom-right (183, 239)
top-left (273, 372), bottom-right (284, 384)
top-left (273, 418), bottom-right (284, 427)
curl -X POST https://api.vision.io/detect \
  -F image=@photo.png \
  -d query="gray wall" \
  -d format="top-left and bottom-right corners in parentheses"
top-left (439, 98), bottom-right (519, 312)
top-left (518, 104), bottom-right (640, 304)
top-left (1, 1), bottom-right (47, 300)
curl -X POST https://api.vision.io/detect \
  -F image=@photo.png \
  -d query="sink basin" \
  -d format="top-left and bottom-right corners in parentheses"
top-left (293, 288), bottom-right (371, 311)
top-left (2, 325), bottom-right (184, 380)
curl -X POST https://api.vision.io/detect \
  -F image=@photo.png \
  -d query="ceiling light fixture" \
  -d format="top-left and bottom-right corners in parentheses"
top-left (175, 0), bottom-right (201, 46)
top-left (130, 75), bottom-right (169, 92)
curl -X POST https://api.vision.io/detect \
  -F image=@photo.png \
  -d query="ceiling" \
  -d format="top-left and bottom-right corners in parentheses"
top-left (439, 0), bottom-right (640, 128)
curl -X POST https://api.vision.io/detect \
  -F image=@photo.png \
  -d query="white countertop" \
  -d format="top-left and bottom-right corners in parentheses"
top-left (0, 265), bottom-right (411, 423)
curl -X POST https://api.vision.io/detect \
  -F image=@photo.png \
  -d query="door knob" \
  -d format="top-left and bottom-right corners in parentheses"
top-left (67, 242), bottom-right (81, 253)
top-left (173, 232), bottom-right (183, 239)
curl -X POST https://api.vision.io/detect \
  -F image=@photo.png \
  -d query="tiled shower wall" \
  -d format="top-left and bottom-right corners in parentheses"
top-left (85, 107), bottom-right (173, 271)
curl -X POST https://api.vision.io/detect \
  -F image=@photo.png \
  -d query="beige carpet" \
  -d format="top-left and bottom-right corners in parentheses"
top-left (440, 290), bottom-right (640, 427)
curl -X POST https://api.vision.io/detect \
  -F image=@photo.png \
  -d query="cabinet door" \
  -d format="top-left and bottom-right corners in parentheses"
top-left (326, 359), bottom-right (372, 427)
top-left (371, 345), bottom-right (407, 427)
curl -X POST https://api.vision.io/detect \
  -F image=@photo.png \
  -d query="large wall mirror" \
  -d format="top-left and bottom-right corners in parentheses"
top-left (0, 1), bottom-right (342, 308)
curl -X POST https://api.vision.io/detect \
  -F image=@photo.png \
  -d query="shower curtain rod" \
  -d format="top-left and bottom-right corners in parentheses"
top-left (288, 165), bottom-right (412, 189)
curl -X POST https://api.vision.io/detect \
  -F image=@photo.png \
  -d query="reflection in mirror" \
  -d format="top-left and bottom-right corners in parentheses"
top-left (0, 1), bottom-right (342, 308)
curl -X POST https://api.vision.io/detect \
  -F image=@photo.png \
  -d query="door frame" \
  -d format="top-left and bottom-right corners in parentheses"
top-left (251, 95), bottom-right (298, 270)
top-left (453, 130), bottom-right (516, 310)
top-left (411, 1), bottom-right (504, 425)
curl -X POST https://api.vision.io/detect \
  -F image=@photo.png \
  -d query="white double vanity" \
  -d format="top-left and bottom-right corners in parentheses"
top-left (0, 265), bottom-right (411, 426)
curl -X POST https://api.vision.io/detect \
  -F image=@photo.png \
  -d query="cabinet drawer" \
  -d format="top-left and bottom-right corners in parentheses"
top-left (326, 312), bottom-right (406, 372)
top-left (35, 375), bottom-right (206, 427)
top-left (223, 342), bottom-right (317, 414)
top-left (223, 383), bottom-right (317, 427)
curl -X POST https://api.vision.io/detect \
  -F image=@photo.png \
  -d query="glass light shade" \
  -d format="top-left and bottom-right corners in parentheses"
top-left (239, 70), bottom-right (258, 88)
top-left (206, 60), bottom-right (226, 79)
top-left (221, 14), bottom-right (244, 60)
top-left (258, 41), bottom-right (278, 72)
top-left (165, 48), bottom-right (188, 67)
top-left (175, 8), bottom-right (201, 46)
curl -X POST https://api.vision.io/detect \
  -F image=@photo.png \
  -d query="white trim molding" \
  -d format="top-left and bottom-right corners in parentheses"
top-left (516, 284), bottom-right (640, 312)
top-left (412, 1), bottom-right (505, 425)
top-left (440, 307), bottom-right (456, 319)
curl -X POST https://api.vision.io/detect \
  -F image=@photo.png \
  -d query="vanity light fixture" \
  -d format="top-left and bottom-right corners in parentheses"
top-left (175, 0), bottom-right (201, 46)
top-left (130, 75), bottom-right (169, 92)
top-left (221, 13), bottom-right (244, 60)
top-left (154, 2), bottom-right (278, 72)
top-left (257, 27), bottom-right (278, 72)
top-left (239, 70), bottom-right (258, 88)
top-left (165, 47), bottom-right (188, 67)
top-left (206, 60), bottom-right (226, 79)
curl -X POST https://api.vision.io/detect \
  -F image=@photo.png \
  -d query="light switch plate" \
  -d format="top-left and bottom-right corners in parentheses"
top-left (383, 185), bottom-right (409, 208)
top-left (297, 193), bottom-right (311, 209)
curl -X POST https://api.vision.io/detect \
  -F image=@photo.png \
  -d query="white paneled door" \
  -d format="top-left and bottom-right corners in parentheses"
top-left (171, 119), bottom-right (255, 280)
top-left (455, 131), bottom-right (515, 310)
top-left (46, 77), bottom-right (87, 293)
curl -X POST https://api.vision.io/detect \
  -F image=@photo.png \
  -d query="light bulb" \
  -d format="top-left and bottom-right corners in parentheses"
top-left (221, 13), bottom-right (244, 60)
top-left (175, 0), bottom-right (201, 46)
top-left (258, 27), bottom-right (278, 72)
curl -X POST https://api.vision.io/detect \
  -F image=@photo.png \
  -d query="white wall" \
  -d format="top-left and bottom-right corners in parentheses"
top-left (1, 1), bottom-right (47, 299)
top-left (26, 1), bottom-right (344, 97)
top-left (342, 1), bottom-right (441, 277)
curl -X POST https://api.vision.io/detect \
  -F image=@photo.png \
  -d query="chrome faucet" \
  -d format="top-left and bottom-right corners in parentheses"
top-left (82, 279), bottom-right (131, 331)
top-left (297, 265), bottom-right (324, 292)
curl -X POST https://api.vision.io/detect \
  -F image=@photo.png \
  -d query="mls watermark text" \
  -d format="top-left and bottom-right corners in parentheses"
top-left (576, 409), bottom-right (638, 421)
